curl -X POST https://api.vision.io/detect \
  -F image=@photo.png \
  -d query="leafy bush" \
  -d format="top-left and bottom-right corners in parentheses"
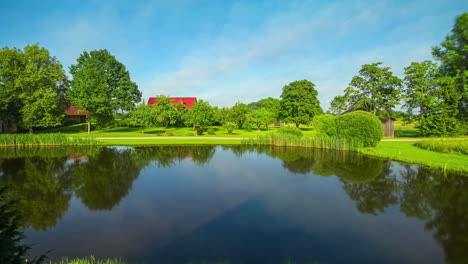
top-left (415, 139), bottom-right (468, 155)
top-left (196, 127), bottom-right (204, 135)
top-left (420, 114), bottom-right (464, 137)
top-left (185, 132), bottom-right (195, 136)
top-left (165, 129), bottom-right (174, 136)
top-left (0, 187), bottom-right (47, 264)
top-left (335, 111), bottom-right (383, 147)
top-left (224, 122), bottom-right (237, 134)
top-left (276, 126), bottom-right (304, 138)
top-left (312, 114), bottom-right (337, 136)
top-left (207, 128), bottom-right (216, 135)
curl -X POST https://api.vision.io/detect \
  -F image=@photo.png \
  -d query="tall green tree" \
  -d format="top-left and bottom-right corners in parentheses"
top-left (252, 107), bottom-right (276, 129)
top-left (186, 100), bottom-right (215, 131)
top-left (344, 62), bottom-right (402, 117)
top-left (0, 44), bottom-right (69, 133)
top-left (155, 96), bottom-right (178, 128)
top-left (249, 97), bottom-right (281, 120)
top-left (227, 103), bottom-right (252, 128)
top-left (127, 103), bottom-right (156, 133)
top-left (68, 49), bottom-right (141, 134)
top-left (432, 13), bottom-right (468, 121)
top-left (279, 80), bottom-right (323, 127)
top-left (403, 61), bottom-right (440, 120)
top-left (327, 95), bottom-right (347, 115)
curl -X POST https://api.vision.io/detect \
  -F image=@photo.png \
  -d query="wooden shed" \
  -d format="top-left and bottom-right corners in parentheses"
top-left (380, 118), bottom-right (395, 137)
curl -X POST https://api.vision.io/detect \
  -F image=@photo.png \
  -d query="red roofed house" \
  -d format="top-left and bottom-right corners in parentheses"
top-left (147, 97), bottom-right (197, 109)
top-left (65, 106), bottom-right (88, 124)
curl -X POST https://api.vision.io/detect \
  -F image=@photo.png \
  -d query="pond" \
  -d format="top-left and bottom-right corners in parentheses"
top-left (0, 145), bottom-right (467, 264)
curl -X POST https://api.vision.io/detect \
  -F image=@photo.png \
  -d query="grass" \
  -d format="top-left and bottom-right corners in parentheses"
top-left (0, 133), bottom-right (98, 146)
top-left (98, 138), bottom-right (242, 145)
top-left (415, 138), bottom-right (468, 155)
top-left (53, 258), bottom-right (128, 264)
top-left (40, 123), bottom-right (325, 138)
top-left (242, 134), bottom-right (362, 150)
top-left (360, 141), bottom-right (468, 172)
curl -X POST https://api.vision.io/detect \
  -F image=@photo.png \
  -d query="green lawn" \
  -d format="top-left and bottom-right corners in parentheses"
top-left (40, 124), bottom-right (321, 138)
top-left (360, 141), bottom-right (468, 172)
top-left (99, 138), bottom-right (242, 145)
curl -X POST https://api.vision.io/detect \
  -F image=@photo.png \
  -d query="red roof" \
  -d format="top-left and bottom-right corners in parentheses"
top-left (147, 97), bottom-right (197, 109)
top-left (65, 106), bottom-right (88, 116)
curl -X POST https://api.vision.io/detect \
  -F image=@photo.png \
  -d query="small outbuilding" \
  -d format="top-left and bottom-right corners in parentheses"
top-left (64, 106), bottom-right (88, 124)
top-left (380, 118), bottom-right (395, 137)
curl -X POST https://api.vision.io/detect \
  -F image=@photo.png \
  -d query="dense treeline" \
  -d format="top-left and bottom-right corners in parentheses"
top-left (1, 13), bottom-right (466, 136)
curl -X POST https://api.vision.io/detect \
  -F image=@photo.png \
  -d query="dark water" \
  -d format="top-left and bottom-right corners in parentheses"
top-left (0, 145), bottom-right (467, 264)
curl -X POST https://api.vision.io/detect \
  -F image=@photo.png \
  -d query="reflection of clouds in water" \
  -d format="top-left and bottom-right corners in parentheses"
top-left (17, 146), bottom-right (459, 263)
top-left (259, 174), bottom-right (443, 264)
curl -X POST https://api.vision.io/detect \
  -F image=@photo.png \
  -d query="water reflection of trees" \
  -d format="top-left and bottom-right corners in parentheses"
top-left (0, 146), bottom-right (217, 230)
top-left (225, 145), bottom-right (468, 263)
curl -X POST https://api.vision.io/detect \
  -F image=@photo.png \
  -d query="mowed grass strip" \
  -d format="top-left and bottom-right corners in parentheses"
top-left (360, 141), bottom-right (468, 172)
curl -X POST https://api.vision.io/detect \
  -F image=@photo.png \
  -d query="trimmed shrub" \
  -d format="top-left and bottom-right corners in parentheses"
top-left (185, 132), bottom-right (195, 136)
top-left (164, 129), bottom-right (174, 136)
top-left (335, 111), bottom-right (383, 147)
top-left (207, 128), bottom-right (216, 135)
top-left (196, 127), bottom-right (204, 135)
top-left (224, 122), bottom-right (237, 134)
top-left (312, 114), bottom-right (337, 136)
top-left (420, 114), bottom-right (464, 137)
top-left (276, 126), bottom-right (304, 138)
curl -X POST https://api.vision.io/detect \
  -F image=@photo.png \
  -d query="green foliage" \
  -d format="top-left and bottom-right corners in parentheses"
top-left (0, 187), bottom-right (47, 264)
top-left (344, 62), bottom-right (402, 117)
top-left (280, 80), bottom-right (323, 127)
top-left (227, 103), bottom-right (252, 128)
top-left (155, 96), bottom-right (178, 127)
top-left (223, 122), bottom-right (237, 134)
top-left (312, 114), bottom-right (337, 136)
top-left (126, 104), bottom-right (156, 133)
top-left (242, 134), bottom-right (362, 150)
top-left (196, 127), bottom-right (204, 135)
top-left (248, 97), bottom-right (281, 120)
top-left (165, 129), bottom-right (174, 136)
top-left (68, 49), bottom-right (141, 134)
top-left (432, 13), bottom-right (468, 121)
top-left (0, 134), bottom-right (97, 146)
top-left (415, 139), bottom-right (468, 155)
top-left (0, 44), bottom-right (69, 132)
top-left (252, 107), bottom-right (276, 129)
top-left (207, 128), bottom-right (215, 135)
top-left (327, 95), bottom-right (347, 115)
top-left (186, 100), bottom-right (215, 129)
top-left (335, 111), bottom-right (383, 147)
top-left (276, 126), bottom-right (304, 138)
top-left (420, 113), bottom-right (464, 137)
top-left (403, 61), bottom-right (440, 120)
top-left (53, 258), bottom-right (127, 264)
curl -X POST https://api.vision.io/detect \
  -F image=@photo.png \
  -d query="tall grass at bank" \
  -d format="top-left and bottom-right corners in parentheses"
top-left (242, 134), bottom-right (363, 151)
top-left (0, 133), bottom-right (97, 146)
top-left (415, 139), bottom-right (468, 155)
top-left (53, 258), bottom-right (128, 264)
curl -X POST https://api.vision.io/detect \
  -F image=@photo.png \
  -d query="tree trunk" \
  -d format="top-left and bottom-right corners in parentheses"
top-left (87, 120), bottom-right (91, 135)
top-left (295, 122), bottom-right (300, 128)
top-left (29, 128), bottom-right (33, 134)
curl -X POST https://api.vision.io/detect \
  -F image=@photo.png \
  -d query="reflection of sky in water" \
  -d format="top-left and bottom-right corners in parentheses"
top-left (19, 147), bottom-right (445, 263)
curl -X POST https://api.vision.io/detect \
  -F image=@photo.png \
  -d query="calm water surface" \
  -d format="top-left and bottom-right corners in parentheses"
top-left (0, 145), bottom-right (467, 264)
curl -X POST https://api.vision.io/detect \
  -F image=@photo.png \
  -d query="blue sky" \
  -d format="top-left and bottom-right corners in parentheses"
top-left (1, 0), bottom-right (466, 109)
